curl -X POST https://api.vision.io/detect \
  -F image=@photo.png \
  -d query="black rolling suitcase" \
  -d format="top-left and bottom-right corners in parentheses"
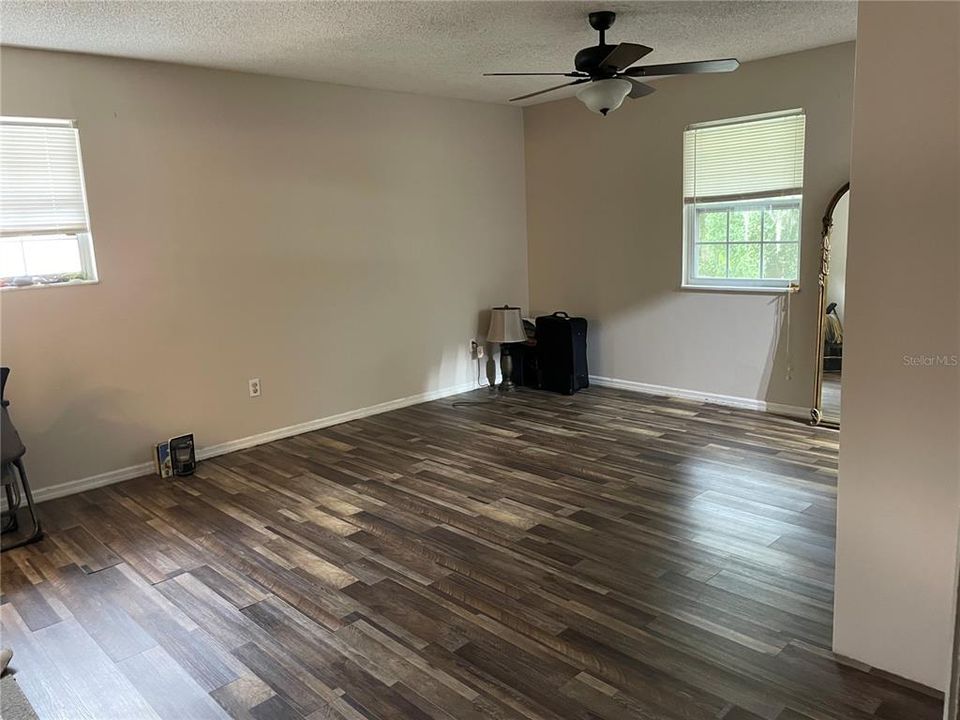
top-left (536, 312), bottom-right (588, 395)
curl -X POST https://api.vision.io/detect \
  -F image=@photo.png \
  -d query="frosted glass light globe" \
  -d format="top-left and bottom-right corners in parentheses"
top-left (576, 79), bottom-right (632, 116)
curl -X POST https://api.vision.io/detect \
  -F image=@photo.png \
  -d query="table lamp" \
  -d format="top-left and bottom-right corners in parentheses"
top-left (487, 306), bottom-right (526, 391)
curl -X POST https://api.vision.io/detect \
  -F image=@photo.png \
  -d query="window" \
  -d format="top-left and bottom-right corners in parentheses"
top-left (0, 117), bottom-right (98, 288)
top-left (682, 109), bottom-right (805, 290)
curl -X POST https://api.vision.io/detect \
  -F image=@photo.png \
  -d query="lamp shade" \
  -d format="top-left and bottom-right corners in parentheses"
top-left (487, 306), bottom-right (526, 343)
top-left (576, 78), bottom-right (631, 116)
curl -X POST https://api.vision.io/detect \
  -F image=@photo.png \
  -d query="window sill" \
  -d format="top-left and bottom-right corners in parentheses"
top-left (680, 283), bottom-right (799, 294)
top-left (0, 279), bottom-right (100, 292)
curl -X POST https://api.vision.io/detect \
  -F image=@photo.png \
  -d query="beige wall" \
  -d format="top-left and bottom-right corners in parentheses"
top-left (524, 43), bottom-right (855, 410)
top-left (0, 47), bottom-right (528, 494)
top-left (833, 1), bottom-right (960, 691)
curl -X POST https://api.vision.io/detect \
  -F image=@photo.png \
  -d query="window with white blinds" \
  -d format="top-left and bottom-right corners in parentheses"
top-left (682, 110), bottom-right (805, 290)
top-left (0, 117), bottom-right (98, 288)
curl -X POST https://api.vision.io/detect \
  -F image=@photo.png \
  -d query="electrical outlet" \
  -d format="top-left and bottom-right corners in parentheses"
top-left (470, 340), bottom-right (485, 359)
top-left (248, 378), bottom-right (261, 397)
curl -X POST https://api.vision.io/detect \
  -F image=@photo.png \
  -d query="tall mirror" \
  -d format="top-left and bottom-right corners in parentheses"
top-left (811, 182), bottom-right (849, 426)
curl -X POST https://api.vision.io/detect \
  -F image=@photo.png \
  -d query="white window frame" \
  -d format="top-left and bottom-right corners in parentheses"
top-left (681, 109), bottom-right (805, 293)
top-left (682, 195), bottom-right (803, 290)
top-left (0, 117), bottom-right (99, 290)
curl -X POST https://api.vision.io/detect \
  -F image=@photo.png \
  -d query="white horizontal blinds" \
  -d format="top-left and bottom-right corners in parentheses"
top-left (0, 118), bottom-right (89, 237)
top-left (683, 110), bottom-right (805, 203)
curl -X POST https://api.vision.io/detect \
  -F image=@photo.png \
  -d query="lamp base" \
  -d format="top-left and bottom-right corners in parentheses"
top-left (498, 344), bottom-right (515, 392)
top-left (451, 342), bottom-right (522, 409)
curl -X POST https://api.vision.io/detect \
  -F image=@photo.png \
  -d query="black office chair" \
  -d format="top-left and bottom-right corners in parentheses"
top-left (1, 368), bottom-right (42, 551)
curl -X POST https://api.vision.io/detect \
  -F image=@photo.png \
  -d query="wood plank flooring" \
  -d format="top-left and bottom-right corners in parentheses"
top-left (0, 386), bottom-right (943, 720)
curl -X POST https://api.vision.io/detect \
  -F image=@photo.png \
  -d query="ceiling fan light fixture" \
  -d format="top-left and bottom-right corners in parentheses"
top-left (576, 78), bottom-right (632, 116)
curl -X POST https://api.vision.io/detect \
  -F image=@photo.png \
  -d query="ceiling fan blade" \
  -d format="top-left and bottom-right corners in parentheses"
top-left (509, 78), bottom-right (590, 102)
top-left (626, 78), bottom-right (656, 99)
top-left (599, 42), bottom-right (654, 71)
top-left (484, 72), bottom-right (586, 77)
top-left (624, 58), bottom-right (740, 77)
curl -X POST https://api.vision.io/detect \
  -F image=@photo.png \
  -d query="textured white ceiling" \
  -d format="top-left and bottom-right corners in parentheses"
top-left (0, 1), bottom-right (857, 105)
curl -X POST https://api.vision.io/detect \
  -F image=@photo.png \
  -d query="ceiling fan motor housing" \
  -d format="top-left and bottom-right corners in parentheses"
top-left (575, 45), bottom-right (619, 77)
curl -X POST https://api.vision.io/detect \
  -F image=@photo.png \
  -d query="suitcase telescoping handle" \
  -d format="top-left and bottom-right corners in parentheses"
top-left (552, 311), bottom-right (570, 319)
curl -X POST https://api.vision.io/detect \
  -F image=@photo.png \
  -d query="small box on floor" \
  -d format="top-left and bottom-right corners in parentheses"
top-left (168, 433), bottom-right (196, 476)
top-left (154, 441), bottom-right (173, 478)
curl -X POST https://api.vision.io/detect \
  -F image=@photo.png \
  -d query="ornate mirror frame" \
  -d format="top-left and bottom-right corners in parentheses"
top-left (810, 182), bottom-right (850, 426)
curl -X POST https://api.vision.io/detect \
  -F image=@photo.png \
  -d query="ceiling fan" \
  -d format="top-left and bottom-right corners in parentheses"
top-left (485, 11), bottom-right (739, 116)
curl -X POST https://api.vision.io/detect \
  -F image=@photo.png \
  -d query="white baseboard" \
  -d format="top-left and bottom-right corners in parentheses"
top-left (25, 381), bottom-right (478, 505)
top-left (589, 375), bottom-right (809, 419)
top-left (20, 376), bottom-right (806, 506)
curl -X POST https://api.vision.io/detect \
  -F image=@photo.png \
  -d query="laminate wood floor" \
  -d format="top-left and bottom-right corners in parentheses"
top-left (0, 386), bottom-right (942, 720)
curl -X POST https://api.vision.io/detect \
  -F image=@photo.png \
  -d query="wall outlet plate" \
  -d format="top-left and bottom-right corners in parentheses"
top-left (249, 378), bottom-right (261, 397)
